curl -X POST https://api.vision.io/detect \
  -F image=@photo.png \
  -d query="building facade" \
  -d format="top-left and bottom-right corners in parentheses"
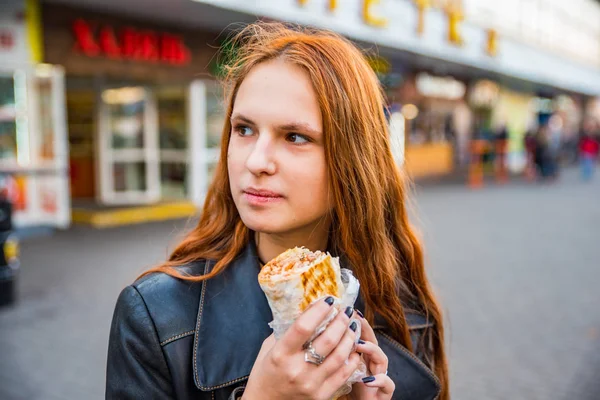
top-left (2, 0), bottom-right (599, 228)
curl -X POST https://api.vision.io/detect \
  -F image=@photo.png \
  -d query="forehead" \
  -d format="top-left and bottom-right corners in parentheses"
top-left (233, 59), bottom-right (322, 129)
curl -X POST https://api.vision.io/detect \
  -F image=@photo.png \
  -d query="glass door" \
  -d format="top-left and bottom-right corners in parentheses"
top-left (98, 86), bottom-right (160, 204)
top-left (156, 86), bottom-right (188, 200)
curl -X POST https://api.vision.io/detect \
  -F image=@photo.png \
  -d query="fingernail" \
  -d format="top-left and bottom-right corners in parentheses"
top-left (349, 321), bottom-right (358, 332)
top-left (358, 339), bottom-right (366, 345)
top-left (356, 309), bottom-right (364, 319)
top-left (344, 306), bottom-right (354, 318)
top-left (362, 376), bottom-right (376, 383)
top-left (324, 296), bottom-right (335, 306)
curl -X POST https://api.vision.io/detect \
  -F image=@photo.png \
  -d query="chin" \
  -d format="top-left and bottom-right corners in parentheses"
top-left (239, 213), bottom-right (288, 234)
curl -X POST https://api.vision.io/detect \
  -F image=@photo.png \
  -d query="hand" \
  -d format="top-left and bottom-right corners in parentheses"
top-left (243, 297), bottom-right (362, 400)
top-left (347, 314), bottom-right (395, 400)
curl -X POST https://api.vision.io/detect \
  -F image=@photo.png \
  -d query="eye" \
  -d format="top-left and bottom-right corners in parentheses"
top-left (234, 125), bottom-right (254, 137)
top-left (286, 133), bottom-right (310, 144)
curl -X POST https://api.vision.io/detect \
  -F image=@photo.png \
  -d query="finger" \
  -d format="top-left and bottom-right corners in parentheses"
top-left (358, 315), bottom-right (378, 345)
top-left (320, 352), bottom-right (362, 397)
top-left (259, 334), bottom-right (276, 355)
top-left (355, 340), bottom-right (388, 375)
top-left (320, 319), bottom-right (361, 376)
top-left (253, 334), bottom-right (276, 365)
top-left (361, 374), bottom-right (395, 397)
top-left (310, 306), bottom-right (354, 357)
top-left (280, 296), bottom-right (337, 351)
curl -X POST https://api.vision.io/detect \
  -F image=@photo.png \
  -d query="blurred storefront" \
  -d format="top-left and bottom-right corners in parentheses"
top-left (394, 72), bottom-right (466, 178)
top-left (186, 0), bottom-right (600, 179)
top-left (3, 0), bottom-right (599, 227)
top-left (486, 85), bottom-right (535, 173)
top-left (37, 3), bottom-right (226, 226)
top-left (0, 0), bottom-right (71, 228)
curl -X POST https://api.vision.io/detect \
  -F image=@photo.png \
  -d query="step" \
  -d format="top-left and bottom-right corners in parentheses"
top-left (71, 201), bottom-right (198, 228)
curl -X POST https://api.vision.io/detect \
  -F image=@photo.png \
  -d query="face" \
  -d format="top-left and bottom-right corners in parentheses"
top-left (228, 58), bottom-right (332, 236)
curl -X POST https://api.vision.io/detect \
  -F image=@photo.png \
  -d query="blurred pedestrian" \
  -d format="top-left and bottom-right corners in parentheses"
top-left (106, 22), bottom-right (448, 400)
top-left (534, 126), bottom-right (555, 181)
top-left (579, 131), bottom-right (599, 181)
top-left (494, 123), bottom-right (509, 183)
top-left (453, 101), bottom-right (472, 167)
top-left (524, 128), bottom-right (538, 181)
top-left (547, 114), bottom-right (563, 176)
top-left (474, 123), bottom-right (494, 172)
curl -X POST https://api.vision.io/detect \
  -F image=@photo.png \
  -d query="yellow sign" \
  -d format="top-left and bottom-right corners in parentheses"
top-left (297, 0), bottom-right (338, 12)
top-left (296, 0), bottom-right (497, 55)
top-left (486, 28), bottom-right (498, 57)
top-left (414, 0), bottom-right (430, 36)
top-left (446, 4), bottom-right (464, 46)
top-left (413, 0), bottom-right (465, 46)
top-left (363, 0), bottom-right (388, 27)
top-left (298, 0), bottom-right (387, 26)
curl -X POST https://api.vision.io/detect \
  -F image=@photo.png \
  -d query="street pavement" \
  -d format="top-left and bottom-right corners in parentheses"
top-left (1, 168), bottom-right (599, 399)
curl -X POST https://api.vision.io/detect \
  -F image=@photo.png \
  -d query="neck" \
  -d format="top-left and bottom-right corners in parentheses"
top-left (255, 219), bottom-right (331, 264)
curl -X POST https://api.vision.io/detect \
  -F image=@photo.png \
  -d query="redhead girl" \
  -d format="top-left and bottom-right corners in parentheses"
top-left (106, 23), bottom-right (448, 400)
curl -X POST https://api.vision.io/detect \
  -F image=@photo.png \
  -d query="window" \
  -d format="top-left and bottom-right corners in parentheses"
top-left (0, 75), bottom-right (19, 162)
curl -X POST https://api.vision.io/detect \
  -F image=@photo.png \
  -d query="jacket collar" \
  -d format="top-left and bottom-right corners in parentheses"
top-left (192, 240), bottom-right (433, 391)
top-left (193, 239), bottom-right (273, 391)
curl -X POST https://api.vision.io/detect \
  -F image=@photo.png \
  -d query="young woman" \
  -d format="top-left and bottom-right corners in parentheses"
top-left (106, 23), bottom-right (448, 400)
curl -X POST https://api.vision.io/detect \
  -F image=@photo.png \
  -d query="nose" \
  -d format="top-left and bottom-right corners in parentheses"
top-left (245, 132), bottom-right (277, 176)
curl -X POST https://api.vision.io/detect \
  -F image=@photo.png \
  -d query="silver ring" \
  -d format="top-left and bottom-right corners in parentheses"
top-left (304, 342), bottom-right (326, 365)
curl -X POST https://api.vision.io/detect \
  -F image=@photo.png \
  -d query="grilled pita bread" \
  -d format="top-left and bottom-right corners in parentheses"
top-left (258, 247), bottom-right (345, 324)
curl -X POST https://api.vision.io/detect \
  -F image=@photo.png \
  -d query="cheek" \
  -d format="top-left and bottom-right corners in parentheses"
top-left (287, 159), bottom-right (330, 205)
top-left (227, 141), bottom-right (244, 177)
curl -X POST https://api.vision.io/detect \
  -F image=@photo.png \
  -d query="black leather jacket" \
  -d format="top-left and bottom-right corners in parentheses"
top-left (106, 241), bottom-right (441, 400)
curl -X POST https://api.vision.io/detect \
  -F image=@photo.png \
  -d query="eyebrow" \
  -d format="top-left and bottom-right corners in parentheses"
top-left (230, 113), bottom-right (322, 136)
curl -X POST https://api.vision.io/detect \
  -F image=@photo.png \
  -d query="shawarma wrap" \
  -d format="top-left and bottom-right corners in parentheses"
top-left (258, 247), bottom-right (346, 325)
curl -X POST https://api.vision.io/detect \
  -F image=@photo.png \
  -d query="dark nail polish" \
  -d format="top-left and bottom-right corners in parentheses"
top-left (324, 296), bottom-right (335, 306)
top-left (362, 376), bottom-right (376, 383)
top-left (344, 306), bottom-right (354, 318)
top-left (358, 339), bottom-right (366, 345)
top-left (356, 309), bottom-right (364, 319)
top-left (349, 321), bottom-right (357, 332)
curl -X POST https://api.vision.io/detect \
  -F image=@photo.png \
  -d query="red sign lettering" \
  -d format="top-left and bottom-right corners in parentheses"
top-left (99, 26), bottom-right (121, 59)
top-left (161, 34), bottom-right (190, 65)
top-left (73, 19), bottom-right (100, 56)
top-left (121, 27), bottom-right (138, 59)
top-left (72, 19), bottom-right (191, 66)
top-left (138, 31), bottom-right (159, 63)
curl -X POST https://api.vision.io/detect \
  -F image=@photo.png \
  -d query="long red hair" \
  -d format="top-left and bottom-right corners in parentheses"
top-left (143, 22), bottom-right (448, 399)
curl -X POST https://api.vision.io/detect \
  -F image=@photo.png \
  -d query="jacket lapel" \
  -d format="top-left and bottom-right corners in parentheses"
top-left (193, 240), bottom-right (273, 391)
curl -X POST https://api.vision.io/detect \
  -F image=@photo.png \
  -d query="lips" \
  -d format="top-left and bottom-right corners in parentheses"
top-left (243, 188), bottom-right (283, 198)
top-left (242, 187), bottom-right (284, 206)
